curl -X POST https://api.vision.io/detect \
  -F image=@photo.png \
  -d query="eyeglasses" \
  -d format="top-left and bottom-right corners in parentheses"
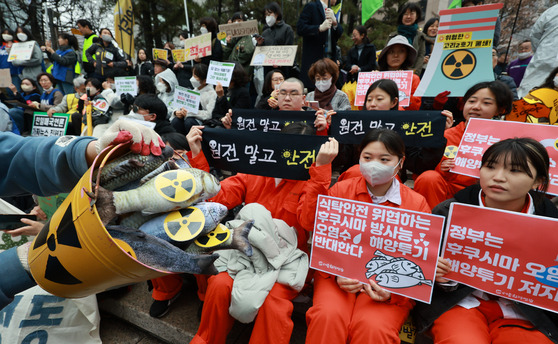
top-left (278, 90), bottom-right (302, 98)
top-left (272, 77), bottom-right (284, 82)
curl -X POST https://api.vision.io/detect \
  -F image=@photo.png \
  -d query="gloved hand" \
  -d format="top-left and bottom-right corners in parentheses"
top-left (433, 90), bottom-right (451, 110)
top-left (325, 8), bottom-right (337, 25)
top-left (319, 19), bottom-right (332, 32)
top-left (95, 118), bottom-right (165, 156)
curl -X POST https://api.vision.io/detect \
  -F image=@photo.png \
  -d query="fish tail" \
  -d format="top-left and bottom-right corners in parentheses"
top-left (421, 279), bottom-right (434, 287)
top-left (193, 253), bottom-right (220, 273)
top-left (231, 220), bottom-right (254, 257)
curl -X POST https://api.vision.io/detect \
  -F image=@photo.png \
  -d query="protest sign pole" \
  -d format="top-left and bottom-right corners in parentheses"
top-left (504, 0), bottom-right (522, 63)
top-left (183, 0), bottom-right (191, 38)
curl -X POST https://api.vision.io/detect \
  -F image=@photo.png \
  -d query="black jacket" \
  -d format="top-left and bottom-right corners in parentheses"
top-left (211, 86), bottom-right (251, 119)
top-left (412, 184), bottom-right (558, 343)
top-left (344, 43), bottom-right (377, 82)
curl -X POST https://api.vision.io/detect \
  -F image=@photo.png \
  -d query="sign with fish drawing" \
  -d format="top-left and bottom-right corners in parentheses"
top-left (201, 127), bottom-right (329, 180)
top-left (355, 71), bottom-right (413, 107)
top-left (443, 203), bottom-right (558, 314)
top-left (450, 118), bottom-right (558, 196)
top-left (310, 195), bottom-right (445, 303)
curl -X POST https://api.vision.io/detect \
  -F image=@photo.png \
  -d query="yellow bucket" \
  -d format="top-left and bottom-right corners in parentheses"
top-left (28, 144), bottom-right (172, 298)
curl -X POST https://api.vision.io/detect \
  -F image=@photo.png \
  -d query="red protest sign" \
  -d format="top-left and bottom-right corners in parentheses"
top-left (443, 203), bottom-right (558, 314)
top-left (451, 118), bottom-right (558, 195)
top-left (310, 195), bottom-right (445, 303)
top-left (355, 71), bottom-right (413, 107)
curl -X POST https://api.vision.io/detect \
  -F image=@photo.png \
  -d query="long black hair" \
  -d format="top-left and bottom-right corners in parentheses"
top-left (463, 81), bottom-right (514, 116)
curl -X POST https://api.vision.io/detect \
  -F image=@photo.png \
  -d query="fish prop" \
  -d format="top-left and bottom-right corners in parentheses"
top-left (189, 220), bottom-right (254, 257)
top-left (174, 153), bottom-right (192, 169)
top-left (106, 225), bottom-right (218, 274)
top-left (139, 202), bottom-right (228, 246)
top-left (118, 211), bottom-right (156, 229)
top-left (97, 146), bottom-right (174, 191)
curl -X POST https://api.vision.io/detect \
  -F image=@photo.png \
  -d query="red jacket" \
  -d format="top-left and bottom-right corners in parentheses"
top-left (189, 152), bottom-right (332, 252)
top-left (406, 73), bottom-right (422, 111)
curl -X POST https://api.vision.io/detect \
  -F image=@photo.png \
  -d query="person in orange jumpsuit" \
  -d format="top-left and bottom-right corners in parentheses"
top-left (413, 138), bottom-right (558, 343)
top-left (186, 78), bottom-right (333, 344)
top-left (413, 81), bottom-right (514, 208)
top-left (299, 128), bottom-right (436, 344)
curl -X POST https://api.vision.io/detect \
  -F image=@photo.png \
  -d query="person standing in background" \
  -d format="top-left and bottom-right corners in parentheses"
top-left (507, 40), bottom-right (532, 91)
top-left (76, 19), bottom-right (98, 78)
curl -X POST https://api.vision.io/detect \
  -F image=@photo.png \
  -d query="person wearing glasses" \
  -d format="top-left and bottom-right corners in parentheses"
top-left (255, 69), bottom-right (285, 110)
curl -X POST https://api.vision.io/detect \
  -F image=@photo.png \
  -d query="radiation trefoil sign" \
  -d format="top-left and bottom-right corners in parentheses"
top-left (415, 3), bottom-right (503, 97)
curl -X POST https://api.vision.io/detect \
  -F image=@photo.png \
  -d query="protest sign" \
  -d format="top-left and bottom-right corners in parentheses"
top-left (8, 41), bottom-right (36, 61)
top-left (37, 194), bottom-right (70, 220)
top-left (506, 88), bottom-right (558, 125)
top-left (311, 195), bottom-right (445, 303)
top-left (355, 71), bottom-right (414, 107)
top-left (450, 118), bottom-right (558, 195)
top-left (172, 49), bottom-right (186, 62)
top-left (415, 4), bottom-right (503, 97)
top-left (250, 45), bottom-right (298, 66)
top-left (182, 33), bottom-right (212, 62)
top-left (173, 86), bottom-right (200, 115)
top-left (231, 109), bottom-right (316, 132)
top-left (114, 76), bottom-right (137, 97)
top-left (152, 48), bottom-right (168, 60)
top-left (0, 69), bottom-right (11, 87)
top-left (207, 61), bottom-right (235, 87)
top-left (330, 110), bottom-right (446, 147)
top-left (218, 20), bottom-right (259, 38)
top-left (31, 113), bottom-right (70, 137)
top-left (201, 127), bottom-right (329, 180)
top-left (443, 203), bottom-right (558, 313)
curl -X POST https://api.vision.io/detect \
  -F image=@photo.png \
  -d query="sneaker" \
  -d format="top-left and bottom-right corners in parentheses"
top-left (149, 292), bottom-right (181, 318)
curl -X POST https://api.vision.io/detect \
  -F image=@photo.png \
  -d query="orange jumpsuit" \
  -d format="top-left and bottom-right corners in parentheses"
top-left (190, 153), bottom-right (332, 344)
top-left (406, 73), bottom-right (422, 111)
top-left (413, 122), bottom-right (477, 208)
top-left (298, 171), bottom-right (431, 344)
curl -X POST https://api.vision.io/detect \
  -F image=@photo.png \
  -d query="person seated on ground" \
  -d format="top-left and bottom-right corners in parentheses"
top-left (30, 72), bottom-right (64, 112)
top-left (413, 80), bottom-right (514, 209)
top-left (413, 138), bottom-right (558, 344)
top-left (377, 35), bottom-right (422, 111)
top-left (100, 68), bottom-right (128, 110)
top-left (155, 66), bottom-right (179, 121)
top-left (72, 78), bottom-right (112, 135)
top-left (211, 62), bottom-right (251, 121)
top-left (161, 132), bottom-right (190, 159)
top-left (298, 128), bottom-right (434, 344)
top-left (120, 75), bottom-right (157, 115)
top-left (255, 69), bottom-right (285, 110)
top-left (126, 94), bottom-right (176, 136)
top-left (186, 122), bottom-right (335, 343)
top-left (47, 76), bottom-right (86, 135)
top-left (306, 58), bottom-right (351, 111)
top-left (7, 78), bottom-right (41, 135)
top-left (0, 101), bottom-right (14, 133)
top-left (171, 63), bottom-right (217, 135)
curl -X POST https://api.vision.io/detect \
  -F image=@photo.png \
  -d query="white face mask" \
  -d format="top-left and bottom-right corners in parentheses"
top-left (359, 160), bottom-right (400, 186)
top-left (110, 83), bottom-right (116, 90)
top-left (101, 34), bottom-right (112, 42)
top-left (266, 15), bottom-right (276, 27)
top-left (156, 82), bottom-right (168, 93)
top-left (85, 86), bottom-right (98, 95)
top-left (127, 111), bottom-right (148, 121)
top-left (315, 78), bottom-right (332, 93)
top-left (16, 33), bottom-right (27, 42)
top-left (2, 34), bottom-right (13, 41)
top-left (21, 84), bottom-right (33, 92)
top-left (554, 76), bottom-right (558, 88)
top-left (190, 76), bottom-right (201, 89)
top-left (200, 27), bottom-right (209, 35)
top-left (44, 86), bottom-right (54, 92)
top-left (518, 52), bottom-right (531, 60)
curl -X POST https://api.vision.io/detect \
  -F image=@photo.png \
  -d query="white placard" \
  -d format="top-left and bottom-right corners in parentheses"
top-left (114, 76), bottom-right (137, 97)
top-left (173, 86), bottom-right (201, 115)
top-left (8, 41), bottom-right (35, 61)
top-left (206, 61), bottom-right (235, 87)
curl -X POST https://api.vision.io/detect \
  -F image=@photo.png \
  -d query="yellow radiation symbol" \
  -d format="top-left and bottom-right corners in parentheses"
top-left (163, 207), bottom-right (206, 242)
top-left (444, 146), bottom-right (458, 159)
top-left (442, 50), bottom-right (476, 80)
top-left (113, 238), bottom-right (137, 260)
top-left (155, 170), bottom-right (196, 203)
top-left (195, 224), bottom-right (230, 248)
top-left (555, 138), bottom-right (558, 151)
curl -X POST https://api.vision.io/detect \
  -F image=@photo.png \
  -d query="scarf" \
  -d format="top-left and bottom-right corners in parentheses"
top-left (314, 85), bottom-right (337, 110)
top-left (397, 24), bottom-right (418, 45)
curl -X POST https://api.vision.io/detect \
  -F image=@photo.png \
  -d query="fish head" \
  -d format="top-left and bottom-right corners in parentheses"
top-left (196, 202), bottom-right (228, 223)
top-left (200, 171), bottom-right (221, 198)
top-left (161, 145), bottom-right (175, 160)
top-left (375, 273), bottom-right (389, 286)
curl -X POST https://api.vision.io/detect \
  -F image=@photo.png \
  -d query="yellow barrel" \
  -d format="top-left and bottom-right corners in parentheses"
top-left (28, 145), bottom-right (172, 298)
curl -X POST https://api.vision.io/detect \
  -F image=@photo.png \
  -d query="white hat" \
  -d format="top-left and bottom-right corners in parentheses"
top-left (377, 35), bottom-right (417, 68)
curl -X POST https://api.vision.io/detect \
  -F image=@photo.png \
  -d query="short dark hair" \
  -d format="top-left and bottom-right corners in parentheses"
top-left (308, 58), bottom-right (339, 85)
top-left (232, 12), bottom-right (245, 22)
top-left (193, 63), bottom-right (209, 81)
top-left (21, 77), bottom-right (39, 92)
top-left (37, 72), bottom-right (56, 86)
top-left (99, 28), bottom-right (114, 38)
top-left (162, 132), bottom-right (189, 150)
top-left (137, 75), bottom-right (156, 95)
top-left (463, 81), bottom-right (513, 116)
top-left (281, 121), bottom-right (316, 135)
top-left (359, 128), bottom-right (405, 159)
top-left (397, 2), bottom-right (423, 25)
top-left (76, 19), bottom-right (93, 30)
top-left (264, 2), bottom-right (283, 22)
top-left (482, 137), bottom-right (550, 197)
top-left (134, 94), bottom-right (168, 121)
top-left (364, 79), bottom-right (399, 110)
top-left (85, 77), bottom-right (103, 91)
top-left (423, 17), bottom-right (439, 33)
top-left (137, 48), bottom-right (151, 62)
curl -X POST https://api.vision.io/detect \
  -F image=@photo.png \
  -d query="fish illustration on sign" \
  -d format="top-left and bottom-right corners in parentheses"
top-left (365, 250), bottom-right (432, 289)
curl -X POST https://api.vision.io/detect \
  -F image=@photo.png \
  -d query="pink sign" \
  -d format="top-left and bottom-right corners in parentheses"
top-left (355, 71), bottom-right (413, 107)
top-left (310, 195), bottom-right (445, 303)
top-left (443, 203), bottom-right (558, 314)
top-left (451, 118), bottom-right (558, 195)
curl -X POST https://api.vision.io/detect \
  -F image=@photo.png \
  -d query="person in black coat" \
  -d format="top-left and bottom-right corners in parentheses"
top-left (344, 25), bottom-right (377, 83)
top-left (211, 62), bottom-right (251, 124)
top-left (297, 0), bottom-right (343, 90)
